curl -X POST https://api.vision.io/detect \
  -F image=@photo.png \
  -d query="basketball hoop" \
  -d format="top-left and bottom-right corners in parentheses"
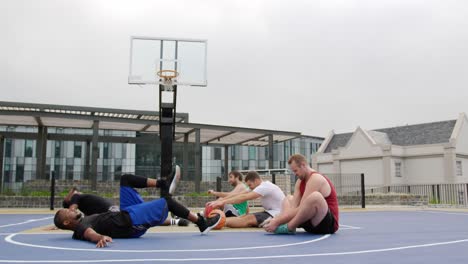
top-left (157, 70), bottom-right (178, 91)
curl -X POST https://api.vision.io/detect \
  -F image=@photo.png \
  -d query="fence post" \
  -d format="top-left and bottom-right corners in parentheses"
top-left (436, 185), bottom-right (441, 203)
top-left (361, 173), bottom-right (365, 209)
top-left (216, 176), bottom-right (222, 192)
top-left (466, 184), bottom-right (468, 207)
top-left (50, 171), bottom-right (56, 211)
top-left (272, 172), bottom-right (276, 184)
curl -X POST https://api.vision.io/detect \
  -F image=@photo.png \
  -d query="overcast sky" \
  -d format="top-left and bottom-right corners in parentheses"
top-left (1, 0), bottom-right (468, 137)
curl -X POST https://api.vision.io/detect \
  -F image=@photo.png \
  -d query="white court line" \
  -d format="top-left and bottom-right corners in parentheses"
top-left (0, 225), bottom-right (358, 237)
top-left (0, 217), bottom-right (53, 228)
top-left (416, 211), bottom-right (468, 216)
top-left (340, 224), bottom-right (361, 229)
top-left (5, 233), bottom-right (330, 252)
top-left (0, 238), bottom-right (467, 262)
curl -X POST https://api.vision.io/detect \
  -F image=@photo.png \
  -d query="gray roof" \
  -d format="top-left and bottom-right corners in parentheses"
top-left (324, 120), bottom-right (457, 153)
top-left (367, 130), bottom-right (392, 145)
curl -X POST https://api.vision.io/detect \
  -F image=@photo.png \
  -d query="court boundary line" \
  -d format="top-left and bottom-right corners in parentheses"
top-left (5, 232), bottom-right (331, 252)
top-left (1, 238), bottom-right (467, 262)
top-left (416, 211), bottom-right (468, 216)
top-left (0, 217), bottom-right (53, 228)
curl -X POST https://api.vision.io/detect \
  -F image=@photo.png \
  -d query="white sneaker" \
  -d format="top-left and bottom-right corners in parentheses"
top-left (258, 217), bottom-right (272, 228)
top-left (168, 165), bottom-right (181, 195)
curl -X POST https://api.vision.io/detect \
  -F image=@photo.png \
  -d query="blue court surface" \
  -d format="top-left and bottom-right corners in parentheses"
top-left (1, 210), bottom-right (468, 263)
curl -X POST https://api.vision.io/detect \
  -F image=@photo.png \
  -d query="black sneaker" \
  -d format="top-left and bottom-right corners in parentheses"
top-left (168, 165), bottom-right (181, 195)
top-left (197, 213), bottom-right (221, 235)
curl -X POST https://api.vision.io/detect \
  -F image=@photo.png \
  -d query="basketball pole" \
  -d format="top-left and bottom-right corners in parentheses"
top-left (159, 82), bottom-right (177, 196)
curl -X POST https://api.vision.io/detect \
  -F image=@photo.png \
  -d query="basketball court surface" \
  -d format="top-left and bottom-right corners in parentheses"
top-left (1, 208), bottom-right (468, 263)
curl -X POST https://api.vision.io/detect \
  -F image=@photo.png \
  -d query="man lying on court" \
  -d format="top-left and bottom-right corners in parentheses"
top-left (53, 166), bottom-right (221, 247)
top-left (61, 185), bottom-right (190, 226)
top-left (263, 154), bottom-right (339, 234)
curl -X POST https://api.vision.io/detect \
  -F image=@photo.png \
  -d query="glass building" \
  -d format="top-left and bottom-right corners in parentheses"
top-left (0, 102), bottom-right (323, 192)
top-left (1, 125), bottom-right (322, 189)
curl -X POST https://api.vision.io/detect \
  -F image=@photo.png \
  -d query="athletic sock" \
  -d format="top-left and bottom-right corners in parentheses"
top-left (164, 196), bottom-right (190, 219)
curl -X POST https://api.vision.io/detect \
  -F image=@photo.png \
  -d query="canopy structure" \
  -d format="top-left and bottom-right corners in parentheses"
top-left (0, 101), bottom-right (303, 190)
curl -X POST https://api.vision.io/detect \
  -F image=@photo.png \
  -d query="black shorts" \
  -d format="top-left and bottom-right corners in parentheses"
top-left (299, 209), bottom-right (336, 234)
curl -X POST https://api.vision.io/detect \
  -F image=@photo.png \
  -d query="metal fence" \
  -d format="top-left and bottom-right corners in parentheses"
top-left (368, 183), bottom-right (468, 207)
top-left (325, 173), bottom-right (364, 196)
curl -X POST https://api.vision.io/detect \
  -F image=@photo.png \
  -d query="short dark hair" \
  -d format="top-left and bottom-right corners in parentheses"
top-left (229, 170), bottom-right (243, 181)
top-left (288, 154), bottom-right (307, 165)
top-left (54, 210), bottom-right (66, 229)
top-left (244, 171), bottom-right (260, 182)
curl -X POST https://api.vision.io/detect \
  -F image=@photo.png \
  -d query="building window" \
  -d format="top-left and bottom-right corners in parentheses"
top-left (456, 161), bottom-right (463, 176)
top-left (16, 164), bottom-right (24, 182)
top-left (5, 139), bottom-right (12, 157)
top-left (74, 142), bottom-right (82, 158)
top-left (24, 140), bottom-right (33, 157)
top-left (4, 164), bottom-right (11, 182)
top-left (248, 146), bottom-right (256, 160)
top-left (395, 162), bottom-right (402, 177)
top-left (103, 143), bottom-right (110, 159)
top-left (66, 158), bottom-right (74, 180)
top-left (214, 148), bottom-right (222, 160)
top-left (54, 141), bottom-right (61, 157)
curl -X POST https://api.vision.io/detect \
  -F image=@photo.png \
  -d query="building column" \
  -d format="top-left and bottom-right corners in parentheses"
top-left (444, 141), bottom-right (457, 183)
top-left (382, 145), bottom-right (392, 186)
top-left (35, 126), bottom-right (48, 180)
top-left (268, 134), bottom-right (274, 170)
top-left (91, 121), bottom-right (99, 190)
top-left (194, 129), bottom-right (201, 193)
top-left (0, 136), bottom-right (4, 193)
top-left (84, 140), bottom-right (91, 180)
top-left (224, 145), bottom-right (229, 180)
top-left (183, 133), bottom-right (189, 180)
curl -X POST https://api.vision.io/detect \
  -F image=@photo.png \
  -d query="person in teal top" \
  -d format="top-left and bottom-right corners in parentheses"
top-left (207, 170), bottom-right (249, 217)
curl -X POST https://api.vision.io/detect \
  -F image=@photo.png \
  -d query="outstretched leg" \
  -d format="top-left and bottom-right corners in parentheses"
top-left (120, 170), bottom-right (219, 234)
top-left (225, 214), bottom-right (258, 228)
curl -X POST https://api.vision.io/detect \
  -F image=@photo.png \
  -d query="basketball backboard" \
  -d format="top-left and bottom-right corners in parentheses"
top-left (128, 37), bottom-right (207, 86)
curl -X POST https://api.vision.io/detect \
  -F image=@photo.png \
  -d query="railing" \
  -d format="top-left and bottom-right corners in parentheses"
top-left (368, 183), bottom-right (468, 207)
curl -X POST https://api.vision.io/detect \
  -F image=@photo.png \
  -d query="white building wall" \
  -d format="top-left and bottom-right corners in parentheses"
top-left (314, 153), bottom-right (333, 164)
top-left (317, 163), bottom-right (333, 173)
top-left (340, 158), bottom-right (384, 188)
top-left (454, 117), bottom-right (468, 181)
top-left (339, 130), bottom-right (383, 158)
top-left (456, 158), bottom-right (468, 181)
top-left (455, 117), bottom-right (468, 154)
top-left (391, 146), bottom-right (405, 156)
top-left (404, 145), bottom-right (444, 156)
top-left (404, 156), bottom-right (444, 184)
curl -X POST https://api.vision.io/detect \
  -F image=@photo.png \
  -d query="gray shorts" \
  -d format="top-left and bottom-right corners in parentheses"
top-left (252, 211), bottom-right (273, 227)
top-left (224, 204), bottom-right (241, 217)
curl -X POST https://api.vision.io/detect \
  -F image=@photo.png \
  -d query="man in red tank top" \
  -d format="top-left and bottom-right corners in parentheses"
top-left (264, 154), bottom-right (339, 234)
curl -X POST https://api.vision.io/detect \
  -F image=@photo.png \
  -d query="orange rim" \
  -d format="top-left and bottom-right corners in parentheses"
top-left (157, 70), bottom-right (179, 80)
